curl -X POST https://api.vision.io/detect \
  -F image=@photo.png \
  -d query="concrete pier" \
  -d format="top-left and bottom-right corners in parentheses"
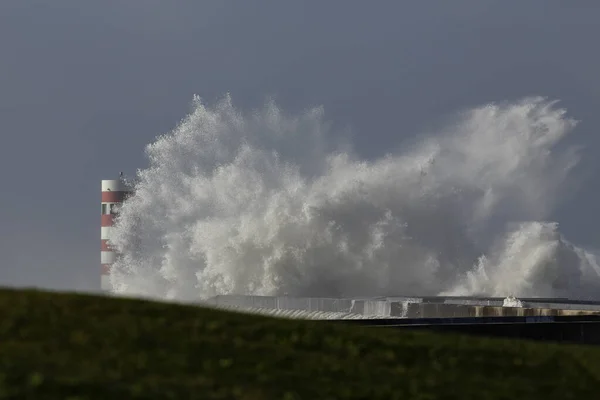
top-left (399, 302), bottom-right (600, 319)
top-left (204, 295), bottom-right (600, 319)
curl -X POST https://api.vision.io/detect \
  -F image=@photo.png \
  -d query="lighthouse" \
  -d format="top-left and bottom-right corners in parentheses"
top-left (100, 174), bottom-right (131, 292)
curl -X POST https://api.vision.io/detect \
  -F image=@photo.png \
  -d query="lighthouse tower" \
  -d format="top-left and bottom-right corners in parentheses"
top-left (100, 175), bottom-right (131, 292)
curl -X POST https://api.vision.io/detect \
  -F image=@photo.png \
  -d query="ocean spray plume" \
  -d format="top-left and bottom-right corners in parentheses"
top-left (109, 95), bottom-right (600, 301)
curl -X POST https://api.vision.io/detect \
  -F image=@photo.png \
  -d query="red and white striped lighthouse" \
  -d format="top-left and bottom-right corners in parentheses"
top-left (101, 175), bottom-right (131, 292)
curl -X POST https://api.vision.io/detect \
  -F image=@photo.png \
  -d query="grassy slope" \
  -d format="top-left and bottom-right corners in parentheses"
top-left (0, 288), bottom-right (598, 399)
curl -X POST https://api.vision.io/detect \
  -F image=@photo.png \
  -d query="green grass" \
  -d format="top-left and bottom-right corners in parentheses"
top-left (0, 288), bottom-right (598, 399)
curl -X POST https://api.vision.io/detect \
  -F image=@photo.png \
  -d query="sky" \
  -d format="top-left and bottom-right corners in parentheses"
top-left (1, 1), bottom-right (600, 292)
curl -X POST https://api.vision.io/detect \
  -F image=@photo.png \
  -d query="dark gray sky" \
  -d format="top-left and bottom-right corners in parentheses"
top-left (2, 1), bottom-right (600, 292)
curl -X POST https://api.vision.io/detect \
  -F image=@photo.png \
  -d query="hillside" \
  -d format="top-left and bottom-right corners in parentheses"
top-left (0, 288), bottom-right (598, 399)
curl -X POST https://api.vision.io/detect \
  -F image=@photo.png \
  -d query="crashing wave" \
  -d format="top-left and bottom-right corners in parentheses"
top-left (108, 95), bottom-right (600, 302)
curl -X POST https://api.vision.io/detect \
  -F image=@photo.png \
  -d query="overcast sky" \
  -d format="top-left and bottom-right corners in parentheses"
top-left (1, 1), bottom-right (600, 292)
